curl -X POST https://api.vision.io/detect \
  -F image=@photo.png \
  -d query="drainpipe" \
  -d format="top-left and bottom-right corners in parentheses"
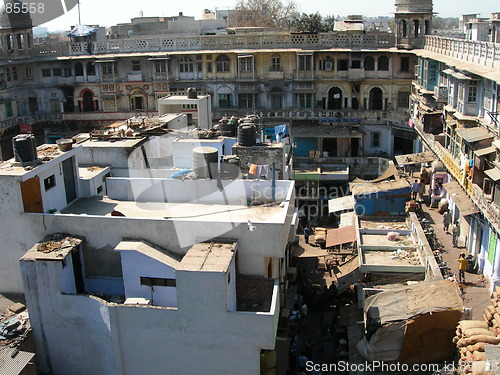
top-left (272, 162), bottom-right (276, 202)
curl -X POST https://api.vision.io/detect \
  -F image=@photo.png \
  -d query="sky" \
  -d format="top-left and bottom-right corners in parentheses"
top-left (41, 0), bottom-right (499, 31)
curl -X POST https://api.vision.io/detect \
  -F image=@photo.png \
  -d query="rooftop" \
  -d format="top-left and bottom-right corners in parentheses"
top-left (179, 242), bottom-right (237, 272)
top-left (21, 233), bottom-right (83, 262)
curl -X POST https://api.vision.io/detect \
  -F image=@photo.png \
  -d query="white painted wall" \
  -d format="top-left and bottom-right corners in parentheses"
top-left (21, 244), bottom-right (279, 375)
top-left (119, 248), bottom-right (177, 308)
top-left (172, 139), bottom-right (223, 169)
top-left (37, 163), bottom-right (69, 212)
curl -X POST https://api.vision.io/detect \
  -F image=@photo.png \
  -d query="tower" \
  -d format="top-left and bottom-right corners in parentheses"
top-left (0, 0), bottom-right (34, 56)
top-left (394, 0), bottom-right (433, 49)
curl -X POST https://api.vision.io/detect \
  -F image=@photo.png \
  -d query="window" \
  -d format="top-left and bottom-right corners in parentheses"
top-left (378, 56), bottom-right (389, 71)
top-left (44, 175), bottom-right (56, 191)
top-left (5, 68), bottom-right (10, 82)
top-left (63, 67), bottom-right (72, 77)
top-left (401, 57), bottom-right (410, 72)
top-left (25, 65), bottom-right (33, 79)
top-left (140, 277), bottom-right (176, 287)
top-left (298, 55), bottom-right (312, 71)
top-left (371, 132), bottom-right (381, 148)
top-left (216, 55), bottom-right (230, 72)
top-left (207, 62), bottom-right (212, 72)
top-left (320, 56), bottom-right (333, 71)
top-left (397, 91), bottom-right (410, 108)
top-left (102, 63), bottom-right (115, 76)
top-left (53, 68), bottom-right (62, 77)
top-left (351, 60), bottom-right (361, 69)
top-left (218, 93), bottom-right (231, 108)
top-left (364, 56), bottom-right (375, 71)
top-left (155, 61), bottom-right (166, 74)
top-left (50, 99), bottom-right (59, 112)
top-left (239, 57), bottom-right (253, 72)
top-left (468, 82), bottom-right (478, 103)
top-left (5, 102), bottom-right (12, 118)
top-left (41, 68), bottom-right (51, 77)
top-left (238, 93), bottom-right (256, 108)
top-left (271, 55), bottom-right (281, 71)
top-left (12, 67), bottom-right (17, 81)
top-left (132, 60), bottom-right (141, 71)
top-left (296, 93), bottom-right (313, 108)
top-left (75, 63), bottom-right (84, 76)
top-left (337, 59), bottom-right (348, 71)
top-left (102, 98), bottom-right (116, 111)
top-left (86, 62), bottom-right (96, 76)
top-left (179, 56), bottom-right (194, 73)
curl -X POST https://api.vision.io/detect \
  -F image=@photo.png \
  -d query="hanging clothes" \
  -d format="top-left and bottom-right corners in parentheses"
top-left (249, 164), bottom-right (258, 175)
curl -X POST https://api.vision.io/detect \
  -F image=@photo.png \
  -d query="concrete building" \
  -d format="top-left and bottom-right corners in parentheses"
top-left (410, 14), bottom-right (500, 291)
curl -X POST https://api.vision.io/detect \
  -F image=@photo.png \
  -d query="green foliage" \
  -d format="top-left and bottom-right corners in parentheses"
top-left (291, 13), bottom-right (336, 33)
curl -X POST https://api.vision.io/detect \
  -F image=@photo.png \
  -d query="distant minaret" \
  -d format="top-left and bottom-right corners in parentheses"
top-left (394, 0), bottom-right (433, 49)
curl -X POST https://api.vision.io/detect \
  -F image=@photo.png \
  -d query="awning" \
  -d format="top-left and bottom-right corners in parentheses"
top-left (443, 180), bottom-right (480, 216)
top-left (442, 68), bottom-right (473, 80)
top-left (394, 151), bottom-right (436, 166)
top-left (485, 168), bottom-right (500, 182)
top-left (474, 146), bottom-right (496, 157)
top-left (456, 127), bottom-right (494, 143)
top-left (95, 59), bottom-right (115, 63)
top-left (328, 195), bottom-right (355, 213)
top-left (326, 226), bottom-right (357, 248)
top-left (493, 140), bottom-right (500, 150)
top-left (352, 161), bottom-right (398, 183)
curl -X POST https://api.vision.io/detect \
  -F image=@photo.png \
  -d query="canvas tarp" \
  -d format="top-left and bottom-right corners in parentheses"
top-left (357, 280), bottom-right (463, 363)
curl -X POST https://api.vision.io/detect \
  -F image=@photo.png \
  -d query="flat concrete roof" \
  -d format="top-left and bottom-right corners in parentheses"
top-left (115, 240), bottom-right (182, 268)
top-left (21, 234), bottom-right (83, 261)
top-left (78, 166), bottom-right (111, 180)
top-left (179, 242), bottom-right (236, 272)
top-left (80, 138), bottom-right (146, 149)
top-left (61, 197), bottom-right (288, 223)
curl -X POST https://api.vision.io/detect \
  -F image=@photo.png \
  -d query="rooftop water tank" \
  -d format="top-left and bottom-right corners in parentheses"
top-left (12, 134), bottom-right (37, 164)
top-left (237, 124), bottom-right (256, 147)
top-left (187, 87), bottom-right (198, 99)
top-left (192, 146), bottom-right (218, 179)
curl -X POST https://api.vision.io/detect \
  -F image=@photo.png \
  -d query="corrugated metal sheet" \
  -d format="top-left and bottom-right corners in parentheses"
top-left (0, 349), bottom-right (35, 375)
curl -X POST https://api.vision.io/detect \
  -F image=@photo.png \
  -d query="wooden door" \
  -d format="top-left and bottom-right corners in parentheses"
top-left (21, 177), bottom-right (43, 213)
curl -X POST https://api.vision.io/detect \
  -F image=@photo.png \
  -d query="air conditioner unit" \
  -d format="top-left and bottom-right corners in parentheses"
top-left (434, 86), bottom-right (448, 101)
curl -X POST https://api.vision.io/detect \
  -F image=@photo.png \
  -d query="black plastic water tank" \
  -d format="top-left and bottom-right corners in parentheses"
top-left (12, 134), bottom-right (37, 163)
top-left (237, 124), bottom-right (256, 147)
top-left (192, 146), bottom-right (218, 179)
top-left (187, 87), bottom-right (198, 99)
top-left (219, 121), bottom-right (236, 137)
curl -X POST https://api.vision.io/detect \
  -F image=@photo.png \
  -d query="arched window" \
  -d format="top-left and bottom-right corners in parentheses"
top-left (6, 35), bottom-right (13, 51)
top-left (179, 56), bottom-right (194, 73)
top-left (401, 20), bottom-right (407, 38)
top-left (328, 87), bottom-right (343, 110)
top-left (414, 20), bottom-right (420, 37)
top-left (86, 62), bottom-right (95, 76)
top-left (216, 55), bottom-right (230, 72)
top-left (369, 87), bottom-right (383, 110)
top-left (75, 63), bottom-right (84, 76)
top-left (425, 20), bottom-right (430, 35)
top-left (82, 90), bottom-right (95, 112)
top-left (26, 33), bottom-right (32, 48)
top-left (364, 56), bottom-right (375, 71)
top-left (16, 34), bottom-right (24, 50)
top-left (378, 56), bottom-right (389, 71)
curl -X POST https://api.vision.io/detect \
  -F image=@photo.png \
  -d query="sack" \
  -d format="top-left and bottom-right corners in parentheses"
top-left (459, 320), bottom-right (489, 332)
top-left (462, 328), bottom-right (494, 338)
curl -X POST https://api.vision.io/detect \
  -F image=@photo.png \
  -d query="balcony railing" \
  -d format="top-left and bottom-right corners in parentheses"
top-left (2, 32), bottom-right (396, 59)
top-left (424, 35), bottom-right (500, 69)
top-left (413, 116), bottom-right (500, 233)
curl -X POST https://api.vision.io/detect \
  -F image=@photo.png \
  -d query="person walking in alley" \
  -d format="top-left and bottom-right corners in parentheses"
top-left (304, 225), bottom-right (314, 244)
top-left (418, 179), bottom-right (425, 202)
top-left (457, 253), bottom-right (469, 283)
top-left (442, 210), bottom-right (452, 234)
top-left (411, 180), bottom-right (419, 200)
top-left (452, 221), bottom-right (461, 247)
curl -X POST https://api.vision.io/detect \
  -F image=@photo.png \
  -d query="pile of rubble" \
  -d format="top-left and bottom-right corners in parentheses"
top-left (0, 303), bottom-right (29, 347)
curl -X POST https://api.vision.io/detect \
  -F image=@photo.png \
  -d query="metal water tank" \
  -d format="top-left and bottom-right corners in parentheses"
top-left (187, 87), bottom-right (198, 99)
top-left (12, 134), bottom-right (37, 163)
top-left (237, 124), bottom-right (256, 147)
top-left (192, 146), bottom-right (218, 179)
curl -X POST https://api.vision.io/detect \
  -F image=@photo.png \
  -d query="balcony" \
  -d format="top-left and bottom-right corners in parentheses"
top-left (424, 35), bottom-right (500, 69)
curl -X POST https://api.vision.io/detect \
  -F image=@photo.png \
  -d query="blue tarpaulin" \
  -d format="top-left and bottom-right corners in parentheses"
top-left (68, 24), bottom-right (98, 37)
top-left (171, 169), bottom-right (192, 179)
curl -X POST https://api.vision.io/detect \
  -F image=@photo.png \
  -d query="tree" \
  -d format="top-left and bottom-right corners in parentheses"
top-left (229, 0), bottom-right (297, 28)
top-left (291, 13), bottom-right (336, 33)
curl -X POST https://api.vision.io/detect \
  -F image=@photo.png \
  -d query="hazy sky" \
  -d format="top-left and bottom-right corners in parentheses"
top-left (41, 0), bottom-right (499, 31)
